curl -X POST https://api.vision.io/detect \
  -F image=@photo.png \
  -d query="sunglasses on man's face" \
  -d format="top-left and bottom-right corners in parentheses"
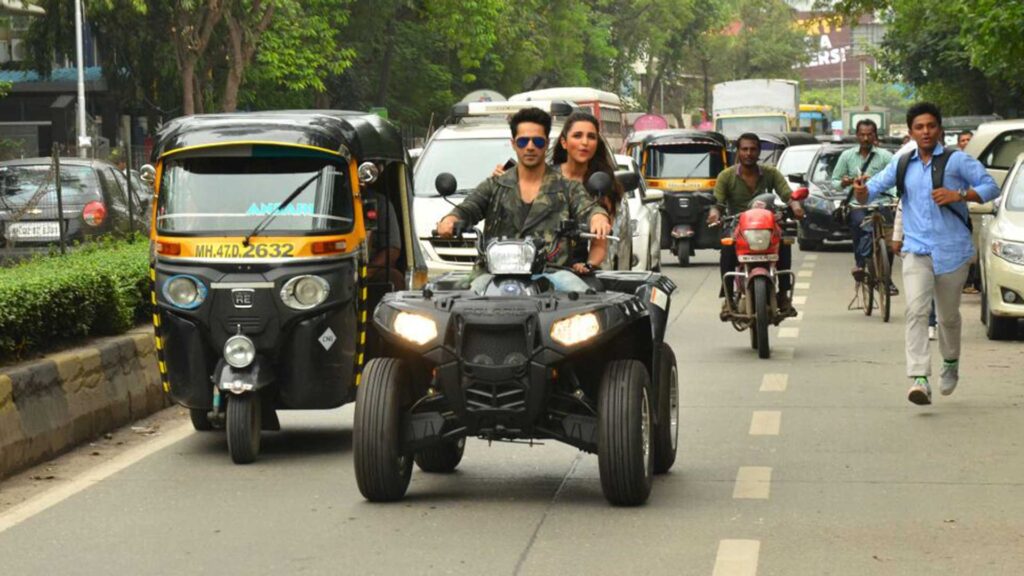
top-left (515, 136), bottom-right (547, 149)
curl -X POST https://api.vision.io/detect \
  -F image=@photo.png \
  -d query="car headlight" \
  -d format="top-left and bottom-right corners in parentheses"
top-left (486, 240), bottom-right (536, 275)
top-left (742, 229), bottom-right (772, 251)
top-left (223, 335), bottom-right (255, 368)
top-left (551, 312), bottom-right (600, 347)
top-left (630, 219), bottom-right (640, 238)
top-left (280, 275), bottom-right (330, 309)
top-left (163, 274), bottom-right (207, 309)
top-left (992, 239), bottom-right (1024, 265)
top-left (803, 194), bottom-right (830, 212)
top-left (393, 312), bottom-right (438, 345)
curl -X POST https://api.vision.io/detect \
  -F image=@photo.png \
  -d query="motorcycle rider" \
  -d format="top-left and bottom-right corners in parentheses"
top-left (435, 107), bottom-right (612, 266)
top-left (707, 133), bottom-right (804, 319)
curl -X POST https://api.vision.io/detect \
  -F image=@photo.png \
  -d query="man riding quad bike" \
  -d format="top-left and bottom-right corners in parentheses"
top-left (353, 171), bottom-right (680, 506)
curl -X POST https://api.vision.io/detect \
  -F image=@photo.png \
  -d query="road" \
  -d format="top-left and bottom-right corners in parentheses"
top-left (1, 247), bottom-right (1023, 575)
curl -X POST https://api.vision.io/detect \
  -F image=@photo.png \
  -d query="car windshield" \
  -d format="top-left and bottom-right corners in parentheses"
top-left (777, 147), bottom-right (819, 178)
top-left (156, 156), bottom-right (354, 235)
top-left (1006, 167), bottom-right (1024, 211)
top-left (809, 150), bottom-right (844, 187)
top-left (717, 117), bottom-right (787, 140)
top-left (645, 145), bottom-right (724, 179)
top-left (0, 164), bottom-right (100, 201)
top-left (414, 138), bottom-right (513, 196)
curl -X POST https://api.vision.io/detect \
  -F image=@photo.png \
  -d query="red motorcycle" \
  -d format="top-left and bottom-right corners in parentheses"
top-left (720, 189), bottom-right (807, 359)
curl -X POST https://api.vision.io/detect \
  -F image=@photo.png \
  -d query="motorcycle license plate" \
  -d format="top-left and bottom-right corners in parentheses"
top-left (5, 221), bottom-right (60, 240)
top-left (738, 254), bottom-right (779, 263)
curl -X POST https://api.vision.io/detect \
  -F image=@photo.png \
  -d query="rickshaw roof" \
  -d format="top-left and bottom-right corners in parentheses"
top-left (151, 110), bottom-right (406, 162)
top-left (641, 129), bottom-right (728, 148)
top-left (756, 132), bottom-right (819, 146)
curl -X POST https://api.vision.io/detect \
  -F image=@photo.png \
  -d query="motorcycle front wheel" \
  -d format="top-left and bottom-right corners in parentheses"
top-left (753, 276), bottom-right (771, 359)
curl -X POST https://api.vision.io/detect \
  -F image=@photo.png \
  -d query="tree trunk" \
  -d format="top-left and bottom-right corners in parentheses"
top-left (182, 61), bottom-right (196, 116)
top-left (375, 18), bottom-right (397, 106)
top-left (222, 1), bottom-right (276, 112)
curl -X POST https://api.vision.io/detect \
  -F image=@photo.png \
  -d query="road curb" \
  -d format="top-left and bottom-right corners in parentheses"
top-left (0, 328), bottom-right (168, 480)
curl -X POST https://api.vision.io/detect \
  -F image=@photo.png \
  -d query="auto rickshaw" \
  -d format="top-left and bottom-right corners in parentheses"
top-left (147, 110), bottom-right (426, 463)
top-left (638, 130), bottom-right (728, 266)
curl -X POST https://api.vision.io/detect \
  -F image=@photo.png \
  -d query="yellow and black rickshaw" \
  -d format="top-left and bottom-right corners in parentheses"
top-left (148, 111), bottom-right (426, 463)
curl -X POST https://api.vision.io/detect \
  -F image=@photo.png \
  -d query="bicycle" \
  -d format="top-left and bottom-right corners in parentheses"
top-left (850, 202), bottom-right (897, 322)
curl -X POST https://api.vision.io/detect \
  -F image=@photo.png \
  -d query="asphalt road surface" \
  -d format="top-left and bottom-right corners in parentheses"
top-left (1, 246), bottom-right (1022, 575)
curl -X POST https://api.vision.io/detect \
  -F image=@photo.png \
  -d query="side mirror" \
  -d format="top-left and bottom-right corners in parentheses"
top-left (644, 188), bottom-right (664, 202)
top-left (615, 171), bottom-right (640, 193)
top-left (787, 173), bottom-right (807, 186)
top-left (139, 164), bottom-right (156, 184)
top-left (358, 161), bottom-right (380, 185)
top-left (970, 200), bottom-right (996, 216)
top-left (435, 172), bottom-right (458, 197)
top-left (791, 187), bottom-right (810, 202)
top-left (585, 171), bottom-right (613, 198)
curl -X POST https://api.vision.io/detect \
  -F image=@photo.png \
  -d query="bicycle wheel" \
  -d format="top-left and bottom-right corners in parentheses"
top-left (875, 236), bottom-right (892, 322)
top-left (862, 276), bottom-right (874, 316)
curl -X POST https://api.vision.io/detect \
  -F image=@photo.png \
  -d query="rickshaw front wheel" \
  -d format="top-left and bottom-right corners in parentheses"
top-left (227, 393), bottom-right (262, 464)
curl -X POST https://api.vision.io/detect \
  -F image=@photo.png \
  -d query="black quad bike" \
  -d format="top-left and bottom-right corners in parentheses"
top-left (353, 172), bottom-right (680, 506)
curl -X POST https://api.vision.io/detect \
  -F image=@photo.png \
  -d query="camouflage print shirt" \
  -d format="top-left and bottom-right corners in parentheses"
top-left (448, 164), bottom-right (607, 267)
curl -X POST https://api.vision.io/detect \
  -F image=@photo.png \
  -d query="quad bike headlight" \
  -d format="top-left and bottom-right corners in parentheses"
top-left (742, 229), bottom-right (772, 251)
top-left (393, 312), bottom-right (438, 345)
top-left (163, 274), bottom-right (207, 309)
top-left (551, 312), bottom-right (600, 347)
top-left (223, 335), bottom-right (256, 368)
top-left (486, 240), bottom-right (537, 275)
top-left (280, 275), bottom-right (330, 309)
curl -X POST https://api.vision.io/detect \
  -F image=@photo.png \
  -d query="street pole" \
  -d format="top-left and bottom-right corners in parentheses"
top-left (74, 0), bottom-right (88, 158)
top-left (53, 144), bottom-right (66, 255)
top-left (839, 52), bottom-right (845, 134)
top-left (859, 56), bottom-right (867, 108)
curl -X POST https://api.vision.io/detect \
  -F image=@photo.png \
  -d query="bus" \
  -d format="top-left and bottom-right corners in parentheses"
top-left (798, 104), bottom-right (834, 135)
top-left (509, 87), bottom-right (626, 151)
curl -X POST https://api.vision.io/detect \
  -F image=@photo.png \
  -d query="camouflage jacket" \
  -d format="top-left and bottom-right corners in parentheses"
top-left (448, 165), bottom-right (607, 267)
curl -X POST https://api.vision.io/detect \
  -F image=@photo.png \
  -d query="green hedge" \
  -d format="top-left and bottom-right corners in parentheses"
top-left (0, 239), bottom-right (151, 364)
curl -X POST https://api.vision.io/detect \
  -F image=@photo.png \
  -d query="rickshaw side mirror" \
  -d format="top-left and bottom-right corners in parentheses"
top-left (787, 173), bottom-right (807, 186)
top-left (358, 162), bottom-right (380, 185)
top-left (139, 164), bottom-right (156, 184)
top-left (615, 171), bottom-right (640, 193)
top-left (586, 171), bottom-right (613, 197)
top-left (435, 172), bottom-right (458, 197)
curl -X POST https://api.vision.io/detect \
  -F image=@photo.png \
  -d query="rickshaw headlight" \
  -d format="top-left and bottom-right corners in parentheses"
top-left (163, 275), bottom-right (206, 309)
top-left (393, 312), bottom-right (437, 346)
top-left (551, 312), bottom-right (600, 347)
top-left (280, 275), bottom-right (330, 309)
top-left (223, 335), bottom-right (255, 368)
top-left (742, 229), bottom-right (772, 251)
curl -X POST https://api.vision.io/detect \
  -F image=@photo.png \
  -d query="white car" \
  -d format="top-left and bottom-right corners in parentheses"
top-left (978, 152), bottom-right (1024, 339)
top-left (616, 154), bottom-right (662, 271)
top-left (775, 143), bottom-right (821, 181)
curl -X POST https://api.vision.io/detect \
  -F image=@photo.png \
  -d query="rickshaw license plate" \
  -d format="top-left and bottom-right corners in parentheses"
top-left (6, 221), bottom-right (60, 240)
top-left (194, 243), bottom-right (295, 258)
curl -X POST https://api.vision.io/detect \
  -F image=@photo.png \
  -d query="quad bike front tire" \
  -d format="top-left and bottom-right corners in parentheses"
top-left (354, 358), bottom-right (413, 502)
top-left (598, 360), bottom-right (653, 506)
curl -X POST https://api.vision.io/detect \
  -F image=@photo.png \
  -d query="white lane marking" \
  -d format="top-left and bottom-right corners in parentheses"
top-left (802, 261), bottom-right (817, 269)
top-left (0, 422), bottom-right (193, 534)
top-left (774, 347), bottom-right (795, 360)
top-left (750, 411), bottom-right (782, 436)
top-left (792, 310), bottom-right (804, 322)
top-left (804, 254), bottom-right (818, 261)
top-left (797, 270), bottom-right (814, 278)
top-left (733, 466), bottom-right (772, 499)
top-left (794, 282), bottom-right (811, 290)
top-left (778, 327), bottom-right (799, 338)
top-left (760, 373), bottom-right (788, 392)
top-left (792, 295), bottom-right (807, 305)
top-left (713, 539), bottom-right (761, 576)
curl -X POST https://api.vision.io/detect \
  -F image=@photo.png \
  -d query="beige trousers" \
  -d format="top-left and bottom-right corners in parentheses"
top-left (902, 254), bottom-right (970, 377)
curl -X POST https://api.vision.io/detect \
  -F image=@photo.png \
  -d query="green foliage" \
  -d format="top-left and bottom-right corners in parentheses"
top-left (0, 239), bottom-right (150, 364)
top-left (801, 83), bottom-right (914, 114)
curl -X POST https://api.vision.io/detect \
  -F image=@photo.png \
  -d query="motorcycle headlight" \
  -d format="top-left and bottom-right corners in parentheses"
top-left (486, 240), bottom-right (536, 275)
top-left (163, 274), bottom-right (207, 309)
top-left (992, 239), bottom-right (1024, 265)
top-left (742, 229), bottom-right (773, 251)
top-left (223, 335), bottom-right (255, 368)
top-left (551, 312), bottom-right (600, 347)
top-left (393, 312), bottom-right (438, 346)
top-left (280, 275), bottom-right (330, 309)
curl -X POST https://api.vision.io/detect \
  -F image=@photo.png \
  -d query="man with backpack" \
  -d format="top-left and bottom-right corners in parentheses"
top-left (853, 102), bottom-right (998, 406)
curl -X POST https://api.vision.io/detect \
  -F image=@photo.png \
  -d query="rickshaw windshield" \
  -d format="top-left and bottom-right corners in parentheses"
top-left (156, 156), bottom-right (354, 236)
top-left (645, 144), bottom-right (725, 179)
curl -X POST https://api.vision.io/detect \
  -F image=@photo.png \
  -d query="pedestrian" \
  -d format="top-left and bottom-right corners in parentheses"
top-left (853, 102), bottom-right (999, 405)
top-left (957, 130), bottom-right (973, 151)
top-left (892, 202), bottom-right (937, 339)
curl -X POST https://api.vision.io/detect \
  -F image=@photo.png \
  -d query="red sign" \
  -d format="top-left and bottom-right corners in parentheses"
top-left (633, 114), bottom-right (670, 131)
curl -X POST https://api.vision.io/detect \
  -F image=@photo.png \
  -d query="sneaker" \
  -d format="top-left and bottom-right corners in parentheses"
top-left (928, 326), bottom-right (937, 341)
top-left (940, 360), bottom-right (959, 396)
top-left (888, 283), bottom-right (900, 296)
top-left (908, 377), bottom-right (932, 405)
top-left (962, 286), bottom-right (980, 295)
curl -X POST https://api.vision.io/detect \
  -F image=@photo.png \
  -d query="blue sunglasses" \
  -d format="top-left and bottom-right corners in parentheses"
top-left (515, 136), bottom-right (548, 149)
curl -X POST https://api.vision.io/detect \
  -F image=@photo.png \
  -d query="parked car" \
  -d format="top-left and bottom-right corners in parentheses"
top-left (0, 157), bottom-right (148, 253)
top-left (615, 154), bottom-right (662, 271)
top-left (978, 152), bottom-right (1024, 339)
top-left (963, 119), bottom-right (1024, 187)
top-left (757, 131), bottom-right (819, 166)
top-left (775, 143), bottom-right (821, 182)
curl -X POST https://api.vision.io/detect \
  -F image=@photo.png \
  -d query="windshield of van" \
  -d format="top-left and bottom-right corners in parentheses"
top-left (156, 156), bottom-right (353, 235)
top-left (414, 138), bottom-right (513, 196)
top-left (645, 145), bottom-right (725, 179)
top-left (717, 117), bottom-right (787, 140)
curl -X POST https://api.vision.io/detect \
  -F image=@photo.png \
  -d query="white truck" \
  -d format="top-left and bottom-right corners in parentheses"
top-left (712, 79), bottom-right (799, 140)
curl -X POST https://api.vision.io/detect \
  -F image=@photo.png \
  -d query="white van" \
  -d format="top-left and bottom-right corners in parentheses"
top-left (509, 87), bottom-right (626, 152)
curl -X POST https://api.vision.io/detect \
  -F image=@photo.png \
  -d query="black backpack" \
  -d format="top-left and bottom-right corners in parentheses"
top-left (895, 149), bottom-right (972, 232)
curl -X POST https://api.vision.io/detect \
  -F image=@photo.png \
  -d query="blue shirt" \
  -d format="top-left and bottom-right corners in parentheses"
top-left (866, 144), bottom-right (999, 274)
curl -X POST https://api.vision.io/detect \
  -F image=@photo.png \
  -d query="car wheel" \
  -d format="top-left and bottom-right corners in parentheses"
top-left (354, 358), bottom-right (413, 501)
top-left (598, 360), bottom-right (653, 506)
top-left (414, 437), bottom-right (466, 473)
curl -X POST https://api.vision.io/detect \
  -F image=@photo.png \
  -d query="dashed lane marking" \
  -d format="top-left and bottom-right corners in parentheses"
top-left (804, 254), bottom-right (818, 261)
top-left (792, 295), bottom-right (807, 305)
top-left (797, 270), bottom-right (814, 278)
top-left (760, 373), bottom-right (788, 392)
top-left (778, 327), bottom-right (799, 338)
top-left (774, 347), bottom-right (795, 360)
top-left (713, 540), bottom-right (761, 576)
top-left (802, 261), bottom-right (817, 269)
top-left (733, 466), bottom-right (772, 499)
top-left (750, 411), bottom-right (782, 436)
top-left (795, 282), bottom-right (811, 290)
